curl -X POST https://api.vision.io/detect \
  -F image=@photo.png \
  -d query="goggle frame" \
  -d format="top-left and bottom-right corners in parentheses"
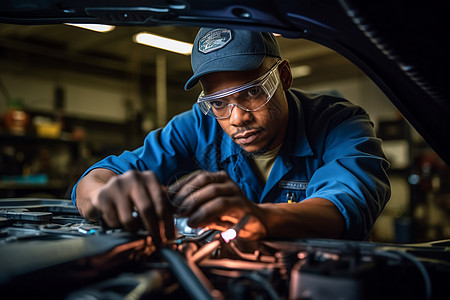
top-left (197, 60), bottom-right (282, 119)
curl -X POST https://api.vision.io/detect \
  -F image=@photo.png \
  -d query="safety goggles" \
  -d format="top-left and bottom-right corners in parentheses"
top-left (197, 60), bottom-right (282, 119)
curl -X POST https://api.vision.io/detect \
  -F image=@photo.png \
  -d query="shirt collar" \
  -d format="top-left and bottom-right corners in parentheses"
top-left (283, 90), bottom-right (314, 157)
top-left (220, 129), bottom-right (240, 162)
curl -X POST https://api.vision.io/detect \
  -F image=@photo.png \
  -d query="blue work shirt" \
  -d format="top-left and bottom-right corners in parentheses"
top-left (72, 89), bottom-right (390, 240)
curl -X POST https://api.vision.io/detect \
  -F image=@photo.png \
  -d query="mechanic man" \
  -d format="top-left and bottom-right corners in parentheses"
top-left (72, 28), bottom-right (391, 245)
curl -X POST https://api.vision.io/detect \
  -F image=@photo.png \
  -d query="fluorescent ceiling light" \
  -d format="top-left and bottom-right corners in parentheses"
top-left (291, 65), bottom-right (312, 78)
top-left (133, 32), bottom-right (192, 55)
top-left (65, 23), bottom-right (116, 33)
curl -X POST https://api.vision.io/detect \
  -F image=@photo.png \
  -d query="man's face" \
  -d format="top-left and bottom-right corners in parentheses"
top-left (199, 59), bottom-right (290, 155)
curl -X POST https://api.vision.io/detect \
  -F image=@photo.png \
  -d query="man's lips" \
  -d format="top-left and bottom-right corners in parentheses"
top-left (232, 129), bottom-right (261, 145)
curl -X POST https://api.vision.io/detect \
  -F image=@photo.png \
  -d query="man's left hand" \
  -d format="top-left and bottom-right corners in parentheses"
top-left (170, 170), bottom-right (266, 239)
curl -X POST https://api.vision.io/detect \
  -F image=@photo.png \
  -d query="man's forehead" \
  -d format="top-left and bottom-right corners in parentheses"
top-left (200, 64), bottom-right (267, 94)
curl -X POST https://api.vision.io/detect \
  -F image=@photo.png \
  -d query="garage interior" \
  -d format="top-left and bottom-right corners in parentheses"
top-left (1, 23), bottom-right (449, 244)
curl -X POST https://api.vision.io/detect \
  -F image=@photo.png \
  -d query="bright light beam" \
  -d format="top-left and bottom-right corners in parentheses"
top-left (221, 229), bottom-right (237, 243)
top-left (133, 32), bottom-right (192, 55)
top-left (65, 23), bottom-right (115, 33)
top-left (291, 65), bottom-right (312, 78)
top-left (221, 213), bottom-right (251, 243)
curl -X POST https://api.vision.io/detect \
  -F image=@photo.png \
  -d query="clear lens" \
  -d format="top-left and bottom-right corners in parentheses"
top-left (197, 60), bottom-right (281, 119)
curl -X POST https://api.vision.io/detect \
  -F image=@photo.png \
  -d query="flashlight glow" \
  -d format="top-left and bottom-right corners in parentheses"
top-left (221, 229), bottom-right (237, 243)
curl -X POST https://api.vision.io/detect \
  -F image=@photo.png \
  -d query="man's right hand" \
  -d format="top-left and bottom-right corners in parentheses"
top-left (75, 168), bottom-right (175, 245)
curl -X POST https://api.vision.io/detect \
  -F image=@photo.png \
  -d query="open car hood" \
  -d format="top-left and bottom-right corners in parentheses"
top-left (1, 0), bottom-right (449, 165)
top-left (1, 3), bottom-right (450, 298)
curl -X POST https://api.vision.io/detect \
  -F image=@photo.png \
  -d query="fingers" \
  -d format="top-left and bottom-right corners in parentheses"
top-left (170, 170), bottom-right (266, 239)
top-left (177, 183), bottom-right (237, 218)
top-left (92, 169), bottom-right (258, 243)
top-left (138, 171), bottom-right (175, 244)
top-left (187, 196), bottom-right (241, 227)
top-left (172, 171), bottom-right (251, 227)
top-left (116, 176), bottom-right (147, 232)
top-left (167, 170), bottom-right (203, 199)
top-left (93, 170), bottom-right (175, 245)
top-left (173, 170), bottom-right (230, 213)
top-left (95, 178), bottom-right (126, 229)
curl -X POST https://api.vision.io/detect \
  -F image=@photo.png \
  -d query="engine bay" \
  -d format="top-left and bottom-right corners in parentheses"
top-left (1, 198), bottom-right (449, 300)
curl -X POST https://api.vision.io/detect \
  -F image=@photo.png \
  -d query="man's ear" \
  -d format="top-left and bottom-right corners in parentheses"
top-left (279, 60), bottom-right (293, 90)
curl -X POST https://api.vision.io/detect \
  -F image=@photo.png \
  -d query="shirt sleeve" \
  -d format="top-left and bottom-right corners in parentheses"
top-left (305, 100), bottom-right (391, 240)
top-left (71, 105), bottom-right (206, 207)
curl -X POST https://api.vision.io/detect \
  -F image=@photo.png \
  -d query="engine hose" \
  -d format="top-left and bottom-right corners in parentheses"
top-left (159, 247), bottom-right (214, 300)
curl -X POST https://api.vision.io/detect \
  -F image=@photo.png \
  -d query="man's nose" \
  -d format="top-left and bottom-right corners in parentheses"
top-left (229, 104), bottom-right (253, 126)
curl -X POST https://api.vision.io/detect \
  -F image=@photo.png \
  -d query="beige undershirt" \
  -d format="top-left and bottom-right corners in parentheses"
top-left (250, 144), bottom-right (283, 183)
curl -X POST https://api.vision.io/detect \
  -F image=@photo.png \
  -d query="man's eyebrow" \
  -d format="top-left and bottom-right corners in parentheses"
top-left (215, 91), bottom-right (243, 101)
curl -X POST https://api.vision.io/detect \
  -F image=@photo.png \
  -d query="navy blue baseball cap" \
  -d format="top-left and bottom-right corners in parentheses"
top-left (184, 28), bottom-right (281, 90)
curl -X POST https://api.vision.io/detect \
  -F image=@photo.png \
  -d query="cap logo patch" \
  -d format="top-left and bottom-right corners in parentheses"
top-left (198, 29), bottom-right (232, 54)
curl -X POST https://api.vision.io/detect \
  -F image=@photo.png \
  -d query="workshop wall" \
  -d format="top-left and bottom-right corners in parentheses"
top-left (1, 73), bottom-right (132, 122)
top-left (297, 74), bottom-right (399, 125)
top-left (1, 56), bottom-right (447, 243)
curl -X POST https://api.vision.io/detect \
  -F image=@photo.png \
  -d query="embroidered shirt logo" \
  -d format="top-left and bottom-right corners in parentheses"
top-left (279, 180), bottom-right (309, 191)
top-left (198, 29), bottom-right (232, 54)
